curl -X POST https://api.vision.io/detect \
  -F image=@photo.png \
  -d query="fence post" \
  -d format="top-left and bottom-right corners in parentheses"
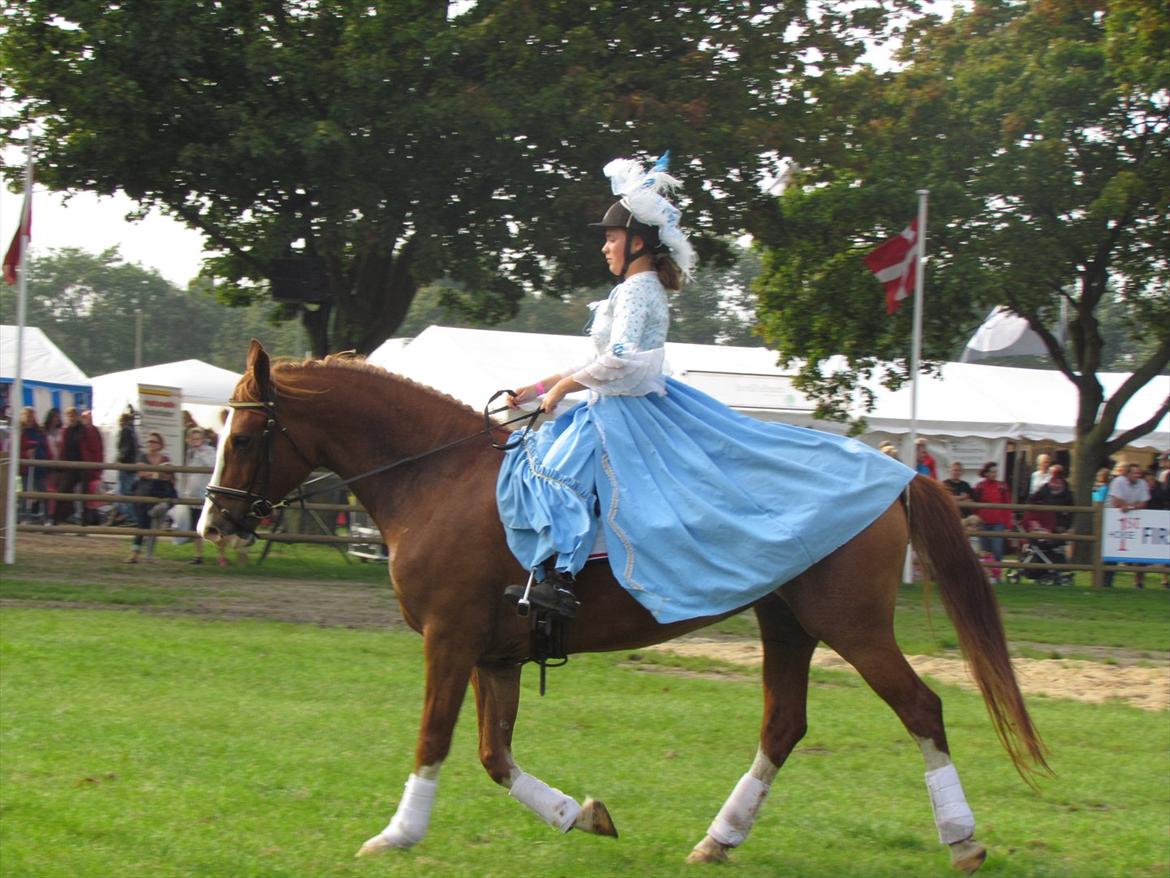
top-left (1091, 500), bottom-right (1105, 588)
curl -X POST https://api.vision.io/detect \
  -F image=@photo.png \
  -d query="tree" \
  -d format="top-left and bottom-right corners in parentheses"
top-left (1, 0), bottom-right (908, 356)
top-left (0, 247), bottom-right (308, 374)
top-left (753, 0), bottom-right (1169, 512)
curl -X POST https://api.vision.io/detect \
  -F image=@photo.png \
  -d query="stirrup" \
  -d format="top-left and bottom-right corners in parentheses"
top-left (505, 571), bottom-right (579, 621)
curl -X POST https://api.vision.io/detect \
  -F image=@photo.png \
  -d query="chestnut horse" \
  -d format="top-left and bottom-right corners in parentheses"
top-left (201, 341), bottom-right (1047, 873)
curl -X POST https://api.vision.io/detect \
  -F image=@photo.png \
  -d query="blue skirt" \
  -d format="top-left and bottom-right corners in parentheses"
top-left (497, 378), bottom-right (915, 623)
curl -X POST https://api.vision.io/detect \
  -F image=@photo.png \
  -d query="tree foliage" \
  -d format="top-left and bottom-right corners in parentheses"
top-left (1, 0), bottom-right (908, 355)
top-left (0, 248), bottom-right (308, 375)
top-left (753, 0), bottom-right (1169, 499)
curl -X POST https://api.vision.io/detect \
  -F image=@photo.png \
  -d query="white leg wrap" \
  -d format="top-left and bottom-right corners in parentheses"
top-left (508, 771), bottom-right (581, 832)
top-left (376, 773), bottom-right (437, 848)
top-left (925, 763), bottom-right (975, 845)
top-left (708, 773), bottom-right (771, 848)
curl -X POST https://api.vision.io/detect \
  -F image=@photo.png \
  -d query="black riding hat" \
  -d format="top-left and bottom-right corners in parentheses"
top-left (589, 201), bottom-right (662, 250)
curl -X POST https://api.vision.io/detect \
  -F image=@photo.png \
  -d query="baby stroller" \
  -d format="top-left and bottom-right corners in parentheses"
top-left (1010, 515), bottom-right (1073, 586)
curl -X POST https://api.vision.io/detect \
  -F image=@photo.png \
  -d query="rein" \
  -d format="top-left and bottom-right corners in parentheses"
top-left (205, 389), bottom-right (541, 537)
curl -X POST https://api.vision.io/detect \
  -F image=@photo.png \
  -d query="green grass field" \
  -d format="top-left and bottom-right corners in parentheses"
top-left (2, 601), bottom-right (1168, 878)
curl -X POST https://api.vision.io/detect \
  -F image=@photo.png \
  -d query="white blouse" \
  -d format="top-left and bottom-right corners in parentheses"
top-left (566, 271), bottom-right (670, 398)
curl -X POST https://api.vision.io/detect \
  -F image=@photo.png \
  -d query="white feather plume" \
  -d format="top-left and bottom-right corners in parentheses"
top-left (602, 152), bottom-right (696, 278)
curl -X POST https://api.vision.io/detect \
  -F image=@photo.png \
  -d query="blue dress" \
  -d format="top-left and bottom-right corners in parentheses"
top-left (497, 272), bottom-right (916, 624)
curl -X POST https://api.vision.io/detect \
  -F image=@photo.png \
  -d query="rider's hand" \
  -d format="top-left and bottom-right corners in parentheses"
top-left (541, 381), bottom-right (567, 413)
top-left (507, 385), bottom-right (538, 408)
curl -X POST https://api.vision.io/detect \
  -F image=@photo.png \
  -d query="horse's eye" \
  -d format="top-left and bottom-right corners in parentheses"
top-left (231, 434), bottom-right (254, 450)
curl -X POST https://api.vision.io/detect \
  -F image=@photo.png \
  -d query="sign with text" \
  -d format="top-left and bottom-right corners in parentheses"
top-left (137, 384), bottom-right (185, 463)
top-left (1101, 508), bottom-right (1170, 565)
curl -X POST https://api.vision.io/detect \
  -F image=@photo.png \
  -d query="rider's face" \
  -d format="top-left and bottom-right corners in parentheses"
top-left (602, 229), bottom-right (627, 276)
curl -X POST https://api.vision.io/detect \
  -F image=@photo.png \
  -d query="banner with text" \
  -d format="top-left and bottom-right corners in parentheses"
top-left (1101, 508), bottom-right (1170, 565)
top-left (137, 384), bottom-right (185, 464)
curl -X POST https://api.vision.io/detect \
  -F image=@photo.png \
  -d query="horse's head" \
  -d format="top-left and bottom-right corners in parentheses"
top-left (199, 339), bottom-right (318, 547)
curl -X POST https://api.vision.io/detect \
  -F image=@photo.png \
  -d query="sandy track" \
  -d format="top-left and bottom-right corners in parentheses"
top-left (5, 533), bottom-right (1167, 711)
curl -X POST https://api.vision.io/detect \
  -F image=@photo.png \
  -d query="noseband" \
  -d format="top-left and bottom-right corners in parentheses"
top-left (203, 397), bottom-right (317, 540)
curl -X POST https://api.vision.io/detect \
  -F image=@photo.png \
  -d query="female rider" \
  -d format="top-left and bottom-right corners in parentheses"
top-left (498, 154), bottom-right (917, 623)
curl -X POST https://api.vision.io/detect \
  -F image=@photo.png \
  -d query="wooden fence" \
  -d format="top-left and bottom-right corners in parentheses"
top-left (4, 457), bottom-right (1167, 584)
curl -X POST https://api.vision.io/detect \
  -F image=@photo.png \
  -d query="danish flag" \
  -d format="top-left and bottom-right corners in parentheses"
top-left (3, 190), bottom-right (32, 286)
top-left (864, 219), bottom-right (918, 315)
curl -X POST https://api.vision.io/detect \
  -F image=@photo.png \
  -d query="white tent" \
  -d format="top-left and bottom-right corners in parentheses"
top-left (367, 326), bottom-right (827, 426)
top-left (0, 325), bottom-right (92, 418)
top-left (959, 307), bottom-right (1049, 363)
top-left (367, 326), bottom-right (1168, 471)
top-left (90, 359), bottom-right (241, 433)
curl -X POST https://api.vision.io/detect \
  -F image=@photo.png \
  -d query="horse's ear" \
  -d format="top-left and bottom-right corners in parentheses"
top-left (247, 339), bottom-right (271, 393)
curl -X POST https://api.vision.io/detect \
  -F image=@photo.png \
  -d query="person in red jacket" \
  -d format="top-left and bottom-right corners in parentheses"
top-left (972, 461), bottom-right (1012, 580)
top-left (53, 407), bottom-right (105, 526)
top-left (79, 411), bottom-right (105, 525)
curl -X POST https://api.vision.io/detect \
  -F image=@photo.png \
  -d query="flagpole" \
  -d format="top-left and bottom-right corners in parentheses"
top-left (903, 189), bottom-right (929, 583)
top-left (909, 189), bottom-right (928, 443)
top-left (4, 139), bottom-right (33, 565)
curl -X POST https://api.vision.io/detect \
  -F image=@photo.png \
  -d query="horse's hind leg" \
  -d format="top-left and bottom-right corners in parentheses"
top-left (688, 593), bottom-right (818, 864)
top-left (825, 630), bottom-right (986, 874)
top-left (472, 661), bottom-right (617, 838)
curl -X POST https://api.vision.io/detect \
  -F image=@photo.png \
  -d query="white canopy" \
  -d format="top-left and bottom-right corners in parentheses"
top-left (862, 361), bottom-right (1168, 450)
top-left (0, 325), bottom-right (92, 417)
top-left (368, 326), bottom-right (1168, 455)
top-left (368, 326), bottom-right (827, 426)
top-left (90, 359), bottom-right (241, 431)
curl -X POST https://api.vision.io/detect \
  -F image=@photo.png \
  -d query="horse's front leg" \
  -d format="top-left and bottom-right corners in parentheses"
top-left (356, 629), bottom-right (476, 856)
top-left (473, 661), bottom-right (617, 838)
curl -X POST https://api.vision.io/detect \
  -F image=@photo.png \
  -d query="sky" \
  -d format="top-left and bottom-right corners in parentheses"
top-left (0, 181), bottom-right (207, 287)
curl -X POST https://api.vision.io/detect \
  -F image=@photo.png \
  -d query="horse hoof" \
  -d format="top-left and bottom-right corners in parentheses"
top-left (355, 834), bottom-right (399, 857)
top-left (686, 836), bottom-right (729, 864)
top-left (950, 837), bottom-right (987, 874)
top-left (575, 797), bottom-right (619, 837)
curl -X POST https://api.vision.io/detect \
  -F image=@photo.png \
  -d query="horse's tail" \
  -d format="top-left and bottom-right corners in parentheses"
top-left (906, 475), bottom-right (1050, 783)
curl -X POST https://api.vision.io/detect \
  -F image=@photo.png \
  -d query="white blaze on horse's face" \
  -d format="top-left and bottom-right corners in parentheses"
top-left (197, 408), bottom-right (233, 541)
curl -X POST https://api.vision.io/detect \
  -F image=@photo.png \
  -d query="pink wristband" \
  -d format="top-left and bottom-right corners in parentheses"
top-left (535, 380), bottom-right (546, 395)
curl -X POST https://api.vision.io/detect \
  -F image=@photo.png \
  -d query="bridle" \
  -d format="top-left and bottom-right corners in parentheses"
top-left (204, 388), bottom-right (541, 541)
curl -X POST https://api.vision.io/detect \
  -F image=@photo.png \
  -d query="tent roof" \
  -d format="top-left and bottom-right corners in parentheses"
top-left (368, 326), bottom-right (1168, 449)
top-left (367, 326), bottom-right (823, 424)
top-left (862, 361), bottom-right (1168, 448)
top-left (90, 359), bottom-right (241, 427)
top-left (0, 325), bottom-right (90, 389)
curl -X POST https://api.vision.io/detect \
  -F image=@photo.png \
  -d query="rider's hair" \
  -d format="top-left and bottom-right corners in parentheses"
top-left (652, 250), bottom-right (682, 292)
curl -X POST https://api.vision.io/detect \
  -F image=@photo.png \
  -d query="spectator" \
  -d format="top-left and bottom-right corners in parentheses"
top-left (943, 461), bottom-right (973, 503)
top-left (1029, 453), bottom-right (1053, 495)
top-left (972, 461), bottom-right (1012, 582)
top-left (38, 407), bottom-right (63, 522)
top-left (78, 411), bottom-right (105, 526)
top-left (963, 513), bottom-right (1000, 581)
top-left (1091, 466), bottom-right (1112, 504)
top-left (17, 407), bottom-right (50, 523)
top-left (914, 437), bottom-right (937, 479)
top-left (108, 408), bottom-right (140, 525)
top-left (1028, 464), bottom-right (1075, 532)
top-left (178, 426), bottom-right (228, 566)
top-left (126, 432), bottom-right (176, 563)
top-left (1104, 463), bottom-right (1150, 588)
top-left (1145, 469), bottom-right (1169, 589)
top-left (879, 441), bottom-right (900, 460)
top-left (53, 407), bottom-right (89, 525)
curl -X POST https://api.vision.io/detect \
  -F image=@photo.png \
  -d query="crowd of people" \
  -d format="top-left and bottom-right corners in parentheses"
top-left (12, 405), bottom-right (245, 568)
top-left (873, 437), bottom-right (1167, 587)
